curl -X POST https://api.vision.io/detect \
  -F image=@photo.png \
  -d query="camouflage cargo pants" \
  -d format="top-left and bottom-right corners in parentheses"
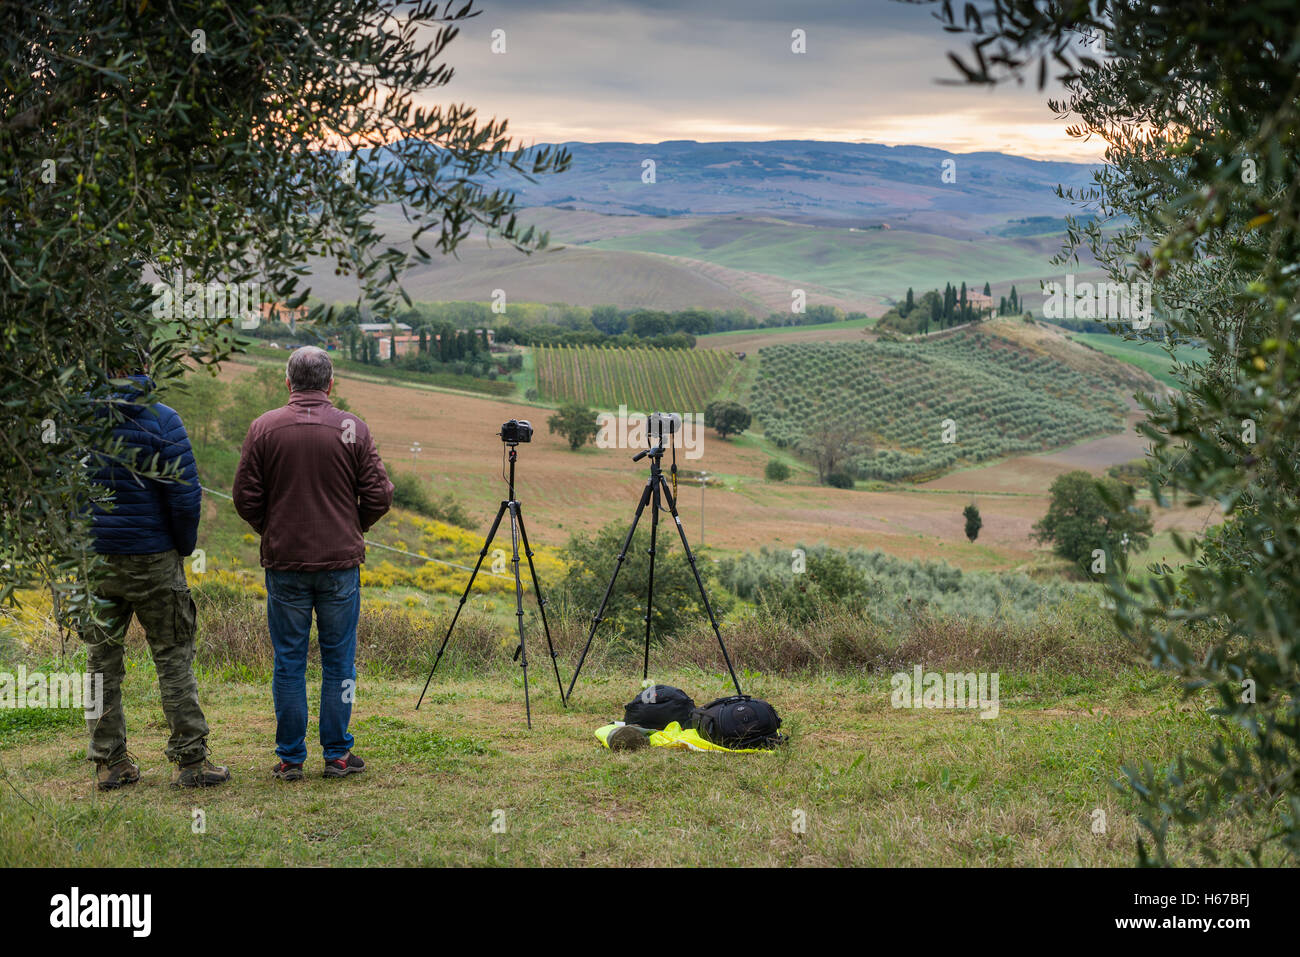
top-left (79, 550), bottom-right (210, 766)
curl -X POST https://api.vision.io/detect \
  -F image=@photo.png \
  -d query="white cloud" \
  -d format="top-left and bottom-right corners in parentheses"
top-left (421, 2), bottom-right (1103, 161)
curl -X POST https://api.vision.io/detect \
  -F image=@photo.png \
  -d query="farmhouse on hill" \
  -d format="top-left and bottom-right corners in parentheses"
top-left (356, 321), bottom-right (495, 360)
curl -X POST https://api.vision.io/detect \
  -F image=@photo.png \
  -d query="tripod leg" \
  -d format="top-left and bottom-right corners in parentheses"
top-left (508, 502), bottom-right (532, 729)
top-left (565, 480), bottom-right (653, 701)
top-left (658, 475), bottom-right (744, 696)
top-left (417, 501), bottom-right (508, 709)
top-left (641, 480), bottom-right (661, 682)
top-left (514, 505), bottom-right (567, 707)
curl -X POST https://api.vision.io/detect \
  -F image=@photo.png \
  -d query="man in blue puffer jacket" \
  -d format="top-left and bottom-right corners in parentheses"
top-left (82, 371), bottom-right (230, 791)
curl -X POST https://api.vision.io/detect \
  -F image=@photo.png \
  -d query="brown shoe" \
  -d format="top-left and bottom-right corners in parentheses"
top-left (173, 758), bottom-right (231, 788)
top-left (96, 758), bottom-right (140, 791)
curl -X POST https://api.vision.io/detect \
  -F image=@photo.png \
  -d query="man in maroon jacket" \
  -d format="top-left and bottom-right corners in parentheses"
top-left (233, 346), bottom-right (393, 781)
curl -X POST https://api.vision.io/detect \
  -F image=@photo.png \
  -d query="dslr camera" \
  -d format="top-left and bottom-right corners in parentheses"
top-left (647, 411), bottom-right (682, 436)
top-left (500, 419), bottom-right (533, 444)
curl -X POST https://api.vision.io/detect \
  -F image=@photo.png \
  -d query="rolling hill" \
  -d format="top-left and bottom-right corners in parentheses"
top-left (361, 139), bottom-right (1099, 232)
top-left (746, 318), bottom-right (1161, 481)
top-left (308, 140), bottom-right (1103, 316)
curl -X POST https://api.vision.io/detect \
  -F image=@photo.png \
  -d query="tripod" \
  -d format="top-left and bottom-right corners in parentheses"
top-left (416, 442), bottom-right (565, 728)
top-left (566, 425), bottom-right (742, 701)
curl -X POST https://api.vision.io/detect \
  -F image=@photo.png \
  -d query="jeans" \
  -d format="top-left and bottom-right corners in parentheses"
top-left (265, 566), bottom-right (360, 764)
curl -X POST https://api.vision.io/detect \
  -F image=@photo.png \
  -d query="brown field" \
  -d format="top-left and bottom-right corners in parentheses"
top-left (303, 241), bottom-right (770, 315)
top-left (921, 405), bottom-right (1149, 496)
top-left (696, 322), bottom-right (876, 353)
top-left (217, 355), bottom-right (1215, 572)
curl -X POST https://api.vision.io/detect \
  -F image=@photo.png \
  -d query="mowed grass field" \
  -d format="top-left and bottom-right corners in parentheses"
top-left (0, 660), bottom-right (1256, 866)
top-left (588, 218), bottom-right (1063, 303)
top-left (1068, 333), bottom-right (1210, 388)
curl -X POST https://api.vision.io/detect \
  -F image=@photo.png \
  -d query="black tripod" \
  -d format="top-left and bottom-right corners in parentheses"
top-left (566, 423), bottom-right (742, 701)
top-left (416, 441), bottom-right (565, 727)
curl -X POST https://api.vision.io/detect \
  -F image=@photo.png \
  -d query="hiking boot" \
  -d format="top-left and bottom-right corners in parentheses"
top-left (173, 758), bottom-right (231, 788)
top-left (323, 752), bottom-right (365, 778)
top-left (608, 725), bottom-right (650, 752)
top-left (96, 758), bottom-right (140, 791)
top-left (272, 760), bottom-right (304, 782)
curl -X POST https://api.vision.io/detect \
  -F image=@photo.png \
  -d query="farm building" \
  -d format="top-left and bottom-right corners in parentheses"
top-left (355, 322), bottom-right (496, 360)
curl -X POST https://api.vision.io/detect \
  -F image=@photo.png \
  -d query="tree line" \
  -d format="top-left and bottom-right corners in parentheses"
top-left (878, 281), bottom-right (1028, 335)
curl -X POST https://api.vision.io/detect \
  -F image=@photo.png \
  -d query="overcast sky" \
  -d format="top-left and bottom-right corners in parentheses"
top-left (430, 0), bottom-right (1102, 162)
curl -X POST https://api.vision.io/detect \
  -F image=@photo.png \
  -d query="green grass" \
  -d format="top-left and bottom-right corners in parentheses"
top-left (590, 221), bottom-right (1058, 301)
top-left (514, 346), bottom-right (539, 398)
top-left (0, 663), bottom-right (1263, 866)
top-left (0, 704), bottom-right (82, 749)
top-left (1068, 333), bottom-right (1208, 388)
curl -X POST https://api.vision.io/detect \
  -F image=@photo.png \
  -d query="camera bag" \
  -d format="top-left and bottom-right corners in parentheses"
top-left (623, 685), bottom-right (696, 730)
top-left (690, 695), bottom-right (785, 750)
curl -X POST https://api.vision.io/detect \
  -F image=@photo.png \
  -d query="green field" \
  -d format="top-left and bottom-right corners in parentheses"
top-left (590, 220), bottom-right (1059, 301)
top-left (1068, 333), bottom-right (1208, 388)
top-left (534, 343), bottom-right (736, 412)
top-left (0, 666), bottom-right (1244, 867)
top-left (2, 586), bottom-right (1269, 866)
top-left (752, 326), bottom-right (1129, 481)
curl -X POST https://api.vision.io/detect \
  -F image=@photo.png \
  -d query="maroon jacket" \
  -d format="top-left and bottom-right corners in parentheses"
top-left (232, 390), bottom-right (393, 571)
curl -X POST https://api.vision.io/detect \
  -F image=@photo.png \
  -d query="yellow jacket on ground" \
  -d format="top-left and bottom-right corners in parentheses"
top-left (594, 721), bottom-right (774, 754)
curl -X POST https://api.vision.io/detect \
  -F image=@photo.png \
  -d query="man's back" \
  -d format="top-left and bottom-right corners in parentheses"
top-left (233, 389), bottom-right (393, 571)
top-left (88, 375), bottom-right (201, 557)
top-left (233, 346), bottom-right (388, 777)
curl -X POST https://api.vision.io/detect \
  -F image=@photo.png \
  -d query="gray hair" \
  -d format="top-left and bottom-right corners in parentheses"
top-left (286, 346), bottom-right (334, 392)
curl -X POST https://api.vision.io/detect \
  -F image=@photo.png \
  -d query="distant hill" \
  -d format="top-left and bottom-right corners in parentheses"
top-left (313, 140), bottom-right (1104, 315)
top-left (361, 139), bottom-right (1099, 233)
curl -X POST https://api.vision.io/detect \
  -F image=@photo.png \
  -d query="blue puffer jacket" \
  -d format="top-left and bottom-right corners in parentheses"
top-left (88, 375), bottom-right (202, 556)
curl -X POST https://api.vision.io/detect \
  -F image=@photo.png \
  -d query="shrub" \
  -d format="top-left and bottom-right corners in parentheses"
top-left (559, 520), bottom-right (731, 640)
top-left (764, 460), bottom-right (791, 482)
top-left (384, 464), bottom-right (472, 528)
top-left (547, 403), bottom-right (600, 450)
top-left (704, 400), bottom-right (752, 439)
top-left (1032, 470), bottom-right (1152, 572)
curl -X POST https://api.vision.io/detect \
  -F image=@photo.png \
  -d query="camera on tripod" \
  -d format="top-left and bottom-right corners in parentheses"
top-left (647, 411), bottom-right (681, 436)
top-left (500, 419), bottom-right (533, 444)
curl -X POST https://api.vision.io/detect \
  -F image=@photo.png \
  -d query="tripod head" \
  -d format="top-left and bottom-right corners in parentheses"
top-left (500, 430), bottom-right (526, 500)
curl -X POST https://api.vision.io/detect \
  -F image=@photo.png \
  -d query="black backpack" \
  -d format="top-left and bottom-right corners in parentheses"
top-left (690, 695), bottom-right (785, 750)
top-left (623, 685), bottom-right (695, 731)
